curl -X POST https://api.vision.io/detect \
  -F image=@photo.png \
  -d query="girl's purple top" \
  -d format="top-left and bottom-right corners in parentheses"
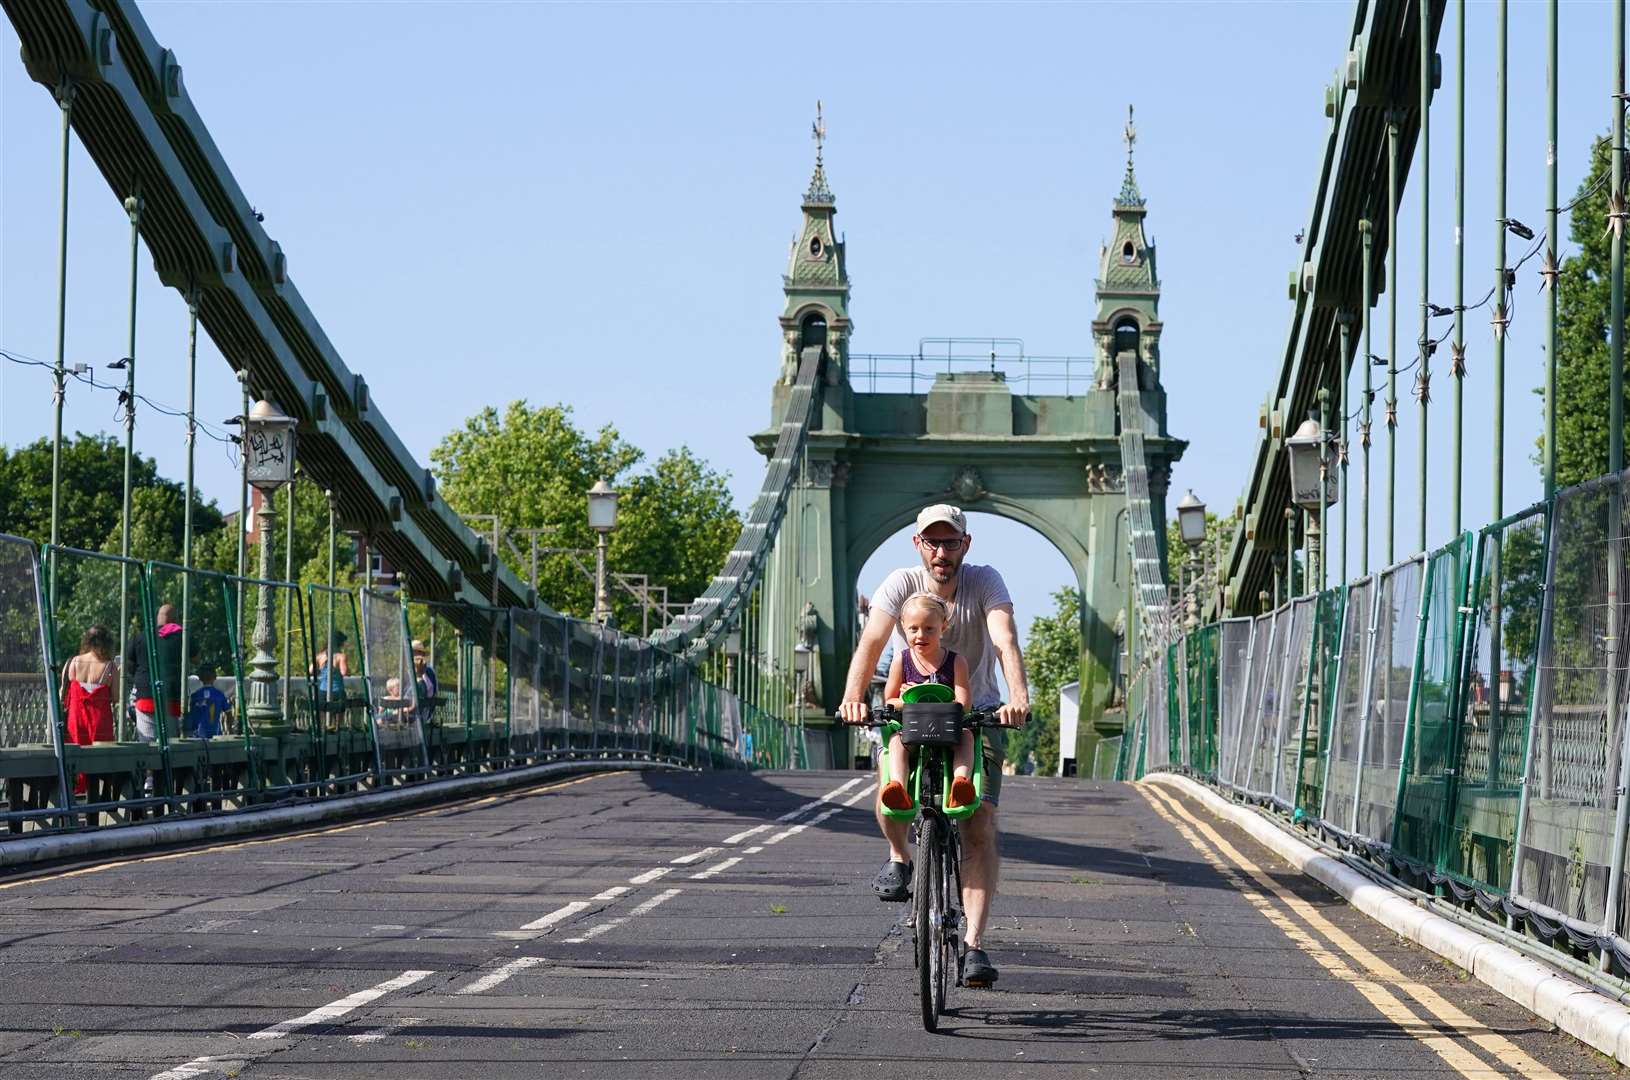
top-left (901, 648), bottom-right (957, 688)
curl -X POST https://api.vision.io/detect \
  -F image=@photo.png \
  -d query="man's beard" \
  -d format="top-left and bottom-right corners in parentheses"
top-left (924, 555), bottom-right (960, 582)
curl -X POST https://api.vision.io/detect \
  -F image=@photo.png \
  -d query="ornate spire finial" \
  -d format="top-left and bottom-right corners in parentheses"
top-left (806, 100), bottom-right (834, 203)
top-left (1117, 103), bottom-right (1145, 207)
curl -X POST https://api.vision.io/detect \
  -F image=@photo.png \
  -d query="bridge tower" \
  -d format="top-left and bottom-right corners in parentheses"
top-left (755, 109), bottom-right (1183, 772)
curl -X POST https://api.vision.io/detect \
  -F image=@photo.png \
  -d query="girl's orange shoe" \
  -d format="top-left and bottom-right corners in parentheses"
top-left (949, 775), bottom-right (977, 809)
top-left (880, 780), bottom-right (913, 811)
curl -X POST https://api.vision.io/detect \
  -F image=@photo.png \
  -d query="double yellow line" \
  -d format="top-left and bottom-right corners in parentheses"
top-left (1139, 783), bottom-right (1565, 1080)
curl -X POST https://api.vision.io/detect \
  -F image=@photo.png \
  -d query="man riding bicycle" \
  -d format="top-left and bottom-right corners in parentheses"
top-left (838, 504), bottom-right (1029, 988)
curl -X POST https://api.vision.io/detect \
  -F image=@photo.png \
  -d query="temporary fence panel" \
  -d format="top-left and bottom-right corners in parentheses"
top-left (1295, 587), bottom-right (1347, 821)
top-left (508, 608), bottom-right (543, 757)
top-left (1271, 596), bottom-right (1317, 808)
top-left (1170, 637), bottom-right (1189, 770)
top-left (0, 536), bottom-right (69, 825)
top-left (1443, 505), bottom-right (1548, 895)
top-left (1392, 536), bottom-right (1474, 870)
top-left (1145, 649), bottom-right (1170, 771)
top-left (1188, 624), bottom-right (1220, 775)
top-left (1513, 471), bottom-right (1630, 930)
top-left (1354, 556), bottom-right (1427, 850)
top-left (1322, 577), bottom-right (1377, 836)
top-left (1216, 617), bottom-right (1253, 787)
top-left (1092, 735), bottom-right (1123, 779)
top-left (305, 582), bottom-right (377, 788)
top-left (1242, 606), bottom-right (1291, 798)
top-left (41, 545), bottom-right (146, 743)
top-left (362, 589), bottom-right (428, 778)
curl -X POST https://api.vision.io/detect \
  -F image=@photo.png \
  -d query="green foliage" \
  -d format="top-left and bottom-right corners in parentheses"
top-left (430, 401), bottom-right (740, 629)
top-left (1006, 586), bottom-right (1078, 775)
top-left (1553, 134), bottom-right (1628, 488)
top-left (0, 434), bottom-right (221, 555)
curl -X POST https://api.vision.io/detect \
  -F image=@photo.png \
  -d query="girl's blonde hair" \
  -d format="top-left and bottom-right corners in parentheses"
top-left (900, 591), bottom-right (950, 624)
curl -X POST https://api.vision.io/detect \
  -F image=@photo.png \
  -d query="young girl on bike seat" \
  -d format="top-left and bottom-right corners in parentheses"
top-left (881, 592), bottom-right (976, 811)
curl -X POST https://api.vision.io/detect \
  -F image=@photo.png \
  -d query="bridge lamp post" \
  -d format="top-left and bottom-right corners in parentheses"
top-left (793, 641), bottom-right (813, 756)
top-left (244, 400), bottom-right (297, 739)
top-left (1287, 398), bottom-right (1339, 597)
top-left (723, 625), bottom-right (742, 692)
top-left (587, 480), bottom-right (619, 625)
top-left (1176, 490), bottom-right (1206, 630)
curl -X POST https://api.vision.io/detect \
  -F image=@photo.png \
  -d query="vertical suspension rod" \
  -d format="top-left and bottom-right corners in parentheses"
top-left (1362, 219), bottom-right (1374, 577)
top-left (1453, 0), bottom-right (1466, 536)
top-left (1387, 112), bottom-right (1400, 563)
top-left (1545, 0), bottom-right (1559, 500)
top-left (119, 194), bottom-right (141, 733)
top-left (1418, 0), bottom-right (1432, 556)
top-left (1494, 0), bottom-right (1508, 522)
top-left (48, 83), bottom-right (74, 601)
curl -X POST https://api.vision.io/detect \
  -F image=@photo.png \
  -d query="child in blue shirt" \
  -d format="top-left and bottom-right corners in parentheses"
top-left (186, 666), bottom-right (232, 738)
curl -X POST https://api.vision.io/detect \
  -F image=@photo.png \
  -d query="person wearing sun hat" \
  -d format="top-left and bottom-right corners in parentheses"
top-left (837, 503), bottom-right (1030, 988)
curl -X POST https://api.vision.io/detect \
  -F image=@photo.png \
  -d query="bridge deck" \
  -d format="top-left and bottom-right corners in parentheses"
top-left (0, 771), bottom-right (1607, 1078)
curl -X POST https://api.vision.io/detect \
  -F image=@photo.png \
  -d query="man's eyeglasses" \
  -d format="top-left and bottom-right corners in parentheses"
top-left (918, 535), bottom-right (965, 552)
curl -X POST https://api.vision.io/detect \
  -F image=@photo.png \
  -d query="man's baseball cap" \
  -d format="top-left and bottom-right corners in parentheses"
top-left (916, 504), bottom-right (967, 535)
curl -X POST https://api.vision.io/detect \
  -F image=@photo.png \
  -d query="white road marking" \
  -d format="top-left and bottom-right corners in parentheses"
top-left (763, 782), bottom-right (876, 846)
top-left (592, 885), bottom-right (631, 901)
top-left (628, 867), bottom-right (672, 885)
top-left (150, 1058), bottom-right (243, 1080)
top-left (455, 956), bottom-right (546, 995)
top-left (689, 856), bottom-right (742, 880)
top-left (563, 888), bottom-right (682, 943)
top-left (517, 901), bottom-right (589, 932)
top-left (743, 845), bottom-right (764, 854)
top-left (722, 824), bottom-right (770, 844)
top-left (247, 970), bottom-right (433, 1040)
top-left (723, 778), bottom-right (864, 844)
top-left (671, 846), bottom-right (721, 865)
top-left (348, 1016), bottom-right (425, 1043)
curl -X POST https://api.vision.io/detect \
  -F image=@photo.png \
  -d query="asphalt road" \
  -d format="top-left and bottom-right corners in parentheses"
top-left (0, 768), bottom-right (1613, 1079)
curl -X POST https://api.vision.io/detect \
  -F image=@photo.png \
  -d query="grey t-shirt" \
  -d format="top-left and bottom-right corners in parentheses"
top-left (872, 563), bottom-right (1013, 707)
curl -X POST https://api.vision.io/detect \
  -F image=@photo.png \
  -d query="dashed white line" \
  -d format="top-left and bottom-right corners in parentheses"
top-left (743, 845), bottom-right (765, 854)
top-left (763, 782), bottom-right (876, 845)
top-left (517, 901), bottom-right (590, 932)
top-left (723, 778), bottom-right (864, 844)
top-left (349, 1016), bottom-right (425, 1043)
top-left (689, 856), bottom-right (743, 879)
top-left (671, 846), bottom-right (721, 865)
top-left (150, 1058), bottom-right (243, 1080)
top-left (247, 970), bottom-right (433, 1040)
top-left (563, 888), bottom-right (682, 943)
top-left (456, 956), bottom-right (546, 995)
top-left (592, 885), bottom-right (631, 901)
top-left (628, 866), bottom-right (672, 885)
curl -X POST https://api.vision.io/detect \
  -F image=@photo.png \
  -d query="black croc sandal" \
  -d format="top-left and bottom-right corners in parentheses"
top-left (872, 859), bottom-right (912, 902)
top-left (963, 948), bottom-right (998, 987)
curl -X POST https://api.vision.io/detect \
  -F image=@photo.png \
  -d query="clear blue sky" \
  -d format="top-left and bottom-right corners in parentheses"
top-left (1, 1), bottom-right (1604, 638)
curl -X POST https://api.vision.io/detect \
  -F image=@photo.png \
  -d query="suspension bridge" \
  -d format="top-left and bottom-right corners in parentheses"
top-left (0, 0), bottom-right (1628, 1076)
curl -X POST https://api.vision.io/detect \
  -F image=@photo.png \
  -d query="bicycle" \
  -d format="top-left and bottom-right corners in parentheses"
top-left (852, 700), bottom-right (1004, 1033)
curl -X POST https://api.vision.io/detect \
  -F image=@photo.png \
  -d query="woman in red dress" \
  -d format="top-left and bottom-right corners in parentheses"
top-left (61, 624), bottom-right (117, 796)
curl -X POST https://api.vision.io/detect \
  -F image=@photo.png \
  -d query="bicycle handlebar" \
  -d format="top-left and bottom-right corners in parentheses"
top-left (839, 704), bottom-right (1011, 729)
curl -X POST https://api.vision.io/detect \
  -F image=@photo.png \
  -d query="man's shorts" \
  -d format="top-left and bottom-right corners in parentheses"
top-left (980, 726), bottom-right (1004, 807)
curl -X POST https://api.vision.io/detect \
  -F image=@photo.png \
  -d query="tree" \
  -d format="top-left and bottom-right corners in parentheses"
top-left (0, 434), bottom-right (220, 555)
top-left (1006, 586), bottom-right (1080, 775)
top-left (430, 401), bottom-right (740, 628)
top-left (1553, 134), bottom-right (1625, 489)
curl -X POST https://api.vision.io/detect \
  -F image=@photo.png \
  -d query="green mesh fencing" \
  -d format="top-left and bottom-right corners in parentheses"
top-left (1241, 606), bottom-right (1290, 797)
top-left (507, 608), bottom-right (544, 757)
top-left (305, 582), bottom-right (376, 787)
top-left (1092, 735), bottom-right (1123, 779)
top-left (1170, 638), bottom-right (1189, 770)
top-left (1392, 536), bottom-right (1474, 870)
top-left (1513, 471), bottom-right (1630, 929)
top-left (1322, 577), bottom-right (1377, 836)
top-left (1215, 618), bottom-right (1254, 788)
top-left (1144, 648), bottom-right (1170, 771)
top-left (1187, 625), bottom-right (1220, 775)
top-left (1354, 556), bottom-right (1427, 850)
top-left (0, 535), bottom-right (69, 827)
top-left (40, 545), bottom-right (146, 742)
top-left (1295, 587), bottom-right (1346, 822)
top-left (1443, 505), bottom-right (1548, 894)
top-left (362, 588), bottom-right (429, 779)
top-left (1272, 596), bottom-right (1317, 808)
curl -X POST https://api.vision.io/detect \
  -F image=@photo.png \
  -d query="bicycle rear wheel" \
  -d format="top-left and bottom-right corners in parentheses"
top-left (915, 813), bottom-right (943, 1032)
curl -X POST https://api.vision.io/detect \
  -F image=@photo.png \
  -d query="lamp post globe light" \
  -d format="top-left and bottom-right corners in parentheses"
top-left (1176, 490), bottom-right (1205, 630)
top-left (244, 400), bottom-right (297, 738)
top-left (588, 480), bottom-right (619, 624)
top-left (1287, 398), bottom-right (1339, 594)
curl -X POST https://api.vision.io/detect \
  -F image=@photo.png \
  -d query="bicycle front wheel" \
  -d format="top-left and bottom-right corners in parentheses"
top-left (915, 813), bottom-right (943, 1033)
